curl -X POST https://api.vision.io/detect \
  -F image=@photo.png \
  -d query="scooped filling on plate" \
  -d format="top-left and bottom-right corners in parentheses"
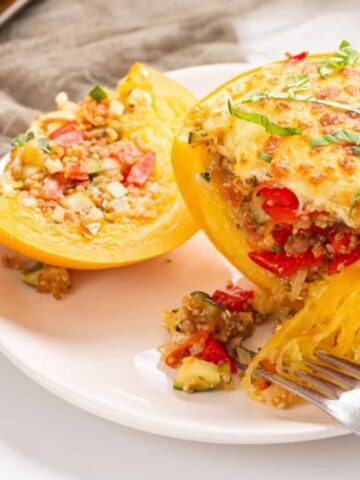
top-left (2, 84), bottom-right (160, 238)
top-left (160, 285), bottom-right (283, 394)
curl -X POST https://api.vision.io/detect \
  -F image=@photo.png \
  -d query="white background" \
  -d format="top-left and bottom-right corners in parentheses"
top-left (1, 353), bottom-right (359, 480)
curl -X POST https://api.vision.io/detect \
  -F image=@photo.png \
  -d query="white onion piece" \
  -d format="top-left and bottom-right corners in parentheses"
top-left (290, 268), bottom-right (307, 300)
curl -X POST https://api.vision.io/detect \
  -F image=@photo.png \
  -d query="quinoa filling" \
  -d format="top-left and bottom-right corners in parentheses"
top-left (1, 84), bottom-right (161, 238)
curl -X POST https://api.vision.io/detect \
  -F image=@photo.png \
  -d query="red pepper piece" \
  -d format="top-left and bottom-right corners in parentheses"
top-left (272, 223), bottom-right (293, 245)
top-left (328, 244), bottom-right (360, 274)
top-left (249, 249), bottom-right (324, 277)
top-left (258, 183), bottom-right (300, 224)
top-left (165, 331), bottom-right (209, 368)
top-left (64, 160), bottom-right (89, 181)
top-left (197, 336), bottom-right (237, 373)
top-left (211, 286), bottom-right (254, 312)
top-left (126, 151), bottom-right (156, 187)
top-left (49, 122), bottom-right (83, 147)
top-left (286, 51), bottom-right (309, 63)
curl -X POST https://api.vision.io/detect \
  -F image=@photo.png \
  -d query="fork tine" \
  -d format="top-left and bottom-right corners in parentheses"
top-left (256, 369), bottom-right (327, 407)
top-left (293, 370), bottom-right (343, 400)
top-left (315, 351), bottom-right (360, 379)
top-left (304, 359), bottom-right (358, 389)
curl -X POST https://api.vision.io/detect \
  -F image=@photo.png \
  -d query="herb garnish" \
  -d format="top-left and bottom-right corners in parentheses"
top-left (200, 170), bottom-right (212, 182)
top-left (241, 91), bottom-right (360, 115)
top-left (349, 190), bottom-right (360, 218)
top-left (228, 101), bottom-right (302, 136)
top-left (285, 74), bottom-right (310, 91)
top-left (315, 40), bottom-right (358, 78)
top-left (89, 85), bottom-right (108, 102)
top-left (11, 131), bottom-right (34, 148)
top-left (309, 130), bottom-right (360, 148)
top-left (259, 152), bottom-right (272, 163)
top-left (38, 138), bottom-right (51, 154)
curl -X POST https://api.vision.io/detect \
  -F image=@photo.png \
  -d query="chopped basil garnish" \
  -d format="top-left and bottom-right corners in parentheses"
top-left (38, 138), bottom-right (51, 153)
top-left (228, 101), bottom-right (302, 136)
top-left (259, 152), bottom-right (272, 163)
top-left (89, 85), bottom-right (108, 102)
top-left (272, 244), bottom-right (283, 253)
top-left (285, 74), bottom-right (310, 91)
top-left (349, 190), bottom-right (360, 218)
top-left (241, 91), bottom-right (360, 115)
top-left (200, 170), bottom-right (211, 182)
top-left (315, 40), bottom-right (358, 78)
top-left (309, 130), bottom-right (360, 148)
top-left (351, 146), bottom-right (360, 156)
top-left (11, 131), bottom-right (34, 148)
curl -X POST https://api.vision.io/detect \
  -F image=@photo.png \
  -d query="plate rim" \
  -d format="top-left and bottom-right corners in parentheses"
top-left (0, 63), bottom-right (350, 444)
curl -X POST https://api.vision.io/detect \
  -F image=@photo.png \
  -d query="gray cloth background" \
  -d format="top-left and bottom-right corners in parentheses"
top-left (0, 0), bottom-right (262, 156)
top-left (1, 0), bottom-right (360, 157)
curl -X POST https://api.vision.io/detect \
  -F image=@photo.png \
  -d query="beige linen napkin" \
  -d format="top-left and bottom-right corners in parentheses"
top-left (0, 0), bottom-right (263, 155)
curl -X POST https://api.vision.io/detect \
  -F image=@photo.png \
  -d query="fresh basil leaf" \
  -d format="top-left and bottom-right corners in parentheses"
top-left (241, 91), bottom-right (360, 115)
top-left (349, 190), bottom-right (360, 218)
top-left (351, 146), bottom-right (360, 156)
top-left (89, 85), bottom-right (108, 102)
top-left (316, 40), bottom-right (358, 77)
top-left (228, 101), bottom-right (302, 136)
top-left (285, 74), bottom-right (310, 91)
top-left (259, 152), bottom-right (272, 163)
top-left (11, 131), bottom-right (34, 148)
top-left (200, 170), bottom-right (211, 182)
top-left (309, 130), bottom-right (360, 147)
top-left (38, 138), bottom-right (51, 154)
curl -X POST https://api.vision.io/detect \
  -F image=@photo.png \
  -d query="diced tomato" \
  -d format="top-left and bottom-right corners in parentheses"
top-left (258, 183), bottom-right (300, 223)
top-left (165, 331), bottom-right (209, 368)
top-left (272, 223), bottom-right (293, 245)
top-left (328, 244), bottom-right (360, 274)
top-left (262, 359), bottom-right (277, 373)
top-left (211, 286), bottom-right (254, 312)
top-left (40, 177), bottom-right (63, 200)
top-left (286, 51), bottom-right (309, 63)
top-left (64, 160), bottom-right (89, 181)
top-left (126, 151), bottom-right (156, 187)
top-left (248, 248), bottom-right (324, 277)
top-left (329, 231), bottom-right (352, 255)
top-left (49, 122), bottom-right (83, 147)
top-left (197, 336), bottom-right (237, 373)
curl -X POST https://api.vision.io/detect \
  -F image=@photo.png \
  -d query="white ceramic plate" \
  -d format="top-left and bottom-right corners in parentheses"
top-left (0, 64), bottom-right (349, 444)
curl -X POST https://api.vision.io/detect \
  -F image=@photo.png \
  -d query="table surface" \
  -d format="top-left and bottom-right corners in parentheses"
top-left (1, 353), bottom-right (359, 480)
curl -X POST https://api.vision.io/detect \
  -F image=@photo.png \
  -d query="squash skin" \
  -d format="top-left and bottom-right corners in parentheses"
top-left (0, 63), bottom-right (198, 269)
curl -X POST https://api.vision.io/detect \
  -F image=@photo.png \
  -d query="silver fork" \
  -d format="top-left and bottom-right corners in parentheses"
top-left (256, 350), bottom-right (360, 435)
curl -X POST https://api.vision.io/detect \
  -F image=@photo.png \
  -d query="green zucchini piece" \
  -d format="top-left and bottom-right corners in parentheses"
top-left (236, 346), bottom-right (256, 367)
top-left (190, 291), bottom-right (211, 302)
top-left (86, 157), bottom-right (103, 175)
top-left (188, 129), bottom-right (210, 144)
top-left (21, 262), bottom-right (45, 288)
top-left (173, 356), bottom-right (221, 392)
top-left (204, 298), bottom-right (226, 316)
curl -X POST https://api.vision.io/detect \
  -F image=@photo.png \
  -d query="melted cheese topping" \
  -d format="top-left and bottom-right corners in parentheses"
top-left (186, 55), bottom-right (360, 229)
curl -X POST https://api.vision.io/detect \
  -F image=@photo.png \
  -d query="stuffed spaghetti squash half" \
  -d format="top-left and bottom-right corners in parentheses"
top-left (0, 63), bottom-right (197, 269)
top-left (172, 41), bottom-right (360, 406)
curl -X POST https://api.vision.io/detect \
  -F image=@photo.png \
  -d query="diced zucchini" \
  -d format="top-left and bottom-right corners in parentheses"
top-left (190, 291), bottom-right (225, 316)
top-left (89, 85), bottom-right (108, 102)
top-left (21, 262), bottom-right (45, 288)
top-left (61, 192), bottom-right (94, 212)
top-left (86, 157), bottom-right (103, 175)
top-left (236, 346), bottom-right (255, 367)
top-left (190, 291), bottom-right (211, 302)
top-left (188, 129), bottom-right (210, 144)
top-left (173, 356), bottom-right (221, 392)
